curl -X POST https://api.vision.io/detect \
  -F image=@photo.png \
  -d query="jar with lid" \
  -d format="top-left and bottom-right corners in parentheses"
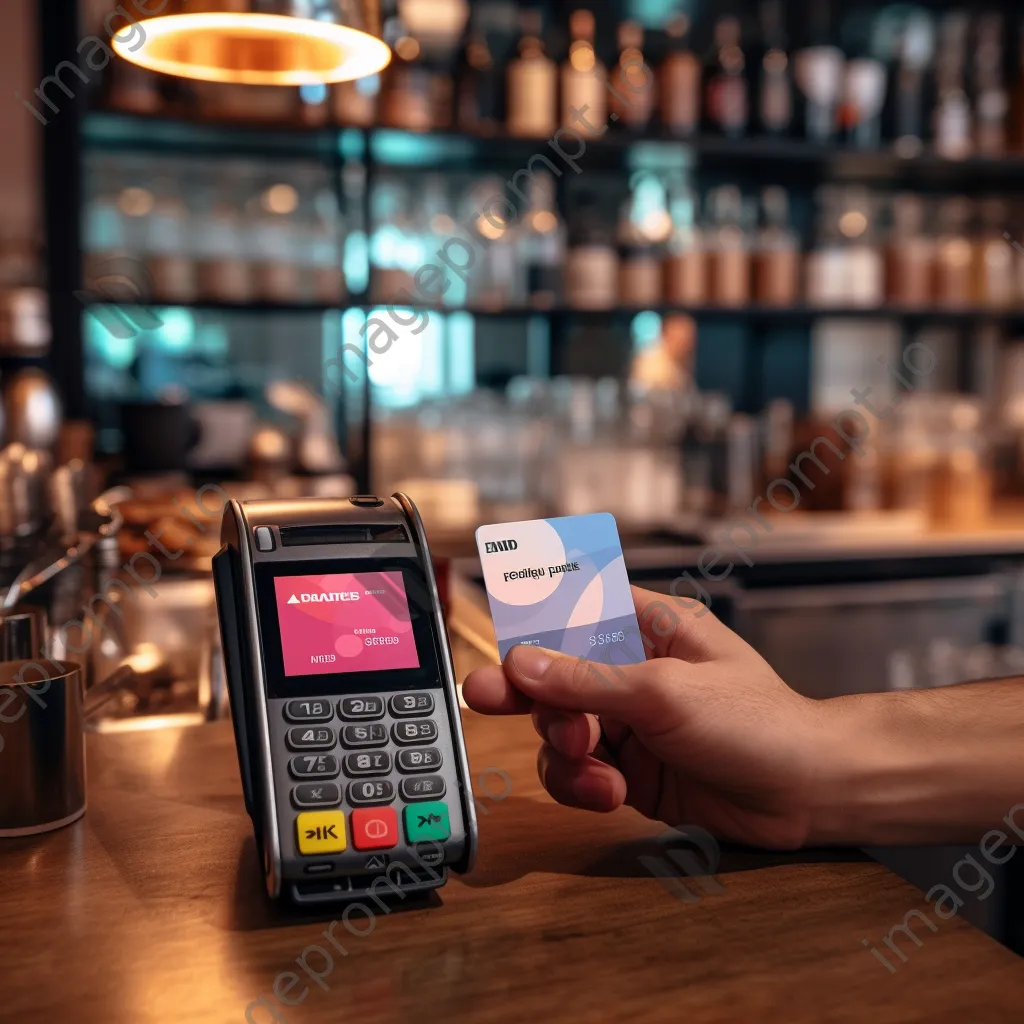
top-left (663, 182), bottom-right (706, 306)
top-left (973, 198), bottom-right (1015, 309)
top-left (144, 167), bottom-right (198, 305)
top-left (707, 186), bottom-right (751, 307)
top-left (934, 197), bottom-right (975, 310)
top-left (565, 191), bottom-right (618, 310)
top-left (195, 161), bottom-right (254, 304)
top-left (886, 194), bottom-right (934, 308)
top-left (754, 187), bottom-right (800, 306)
top-left (932, 398), bottom-right (991, 529)
top-left (836, 188), bottom-right (884, 307)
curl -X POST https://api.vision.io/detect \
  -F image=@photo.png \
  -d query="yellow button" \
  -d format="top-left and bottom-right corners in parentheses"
top-left (296, 811), bottom-right (347, 855)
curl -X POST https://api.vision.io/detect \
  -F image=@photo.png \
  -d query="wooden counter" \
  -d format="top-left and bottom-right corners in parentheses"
top-left (1, 713), bottom-right (1023, 1022)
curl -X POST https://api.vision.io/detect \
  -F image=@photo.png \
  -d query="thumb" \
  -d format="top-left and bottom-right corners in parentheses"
top-left (503, 644), bottom-right (680, 732)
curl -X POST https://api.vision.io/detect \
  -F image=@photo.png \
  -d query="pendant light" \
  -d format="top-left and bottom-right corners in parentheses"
top-left (110, 0), bottom-right (392, 86)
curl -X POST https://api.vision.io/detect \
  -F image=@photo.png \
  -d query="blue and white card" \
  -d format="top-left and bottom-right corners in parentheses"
top-left (475, 513), bottom-right (645, 667)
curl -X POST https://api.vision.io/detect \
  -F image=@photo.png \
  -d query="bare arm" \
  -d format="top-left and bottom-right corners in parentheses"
top-left (813, 680), bottom-right (1024, 846)
top-left (464, 586), bottom-right (1024, 850)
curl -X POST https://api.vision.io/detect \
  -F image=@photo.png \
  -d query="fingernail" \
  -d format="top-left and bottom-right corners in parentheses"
top-left (509, 645), bottom-right (552, 681)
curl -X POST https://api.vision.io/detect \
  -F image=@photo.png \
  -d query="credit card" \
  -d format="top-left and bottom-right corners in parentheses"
top-left (475, 513), bottom-right (645, 667)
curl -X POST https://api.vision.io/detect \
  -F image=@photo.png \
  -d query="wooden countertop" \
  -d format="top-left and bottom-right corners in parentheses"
top-left (1, 716), bottom-right (1023, 1021)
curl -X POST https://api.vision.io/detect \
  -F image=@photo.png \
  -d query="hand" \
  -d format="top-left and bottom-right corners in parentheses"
top-left (463, 586), bottom-right (833, 850)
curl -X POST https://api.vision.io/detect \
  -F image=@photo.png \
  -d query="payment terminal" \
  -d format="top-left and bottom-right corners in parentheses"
top-left (213, 494), bottom-right (478, 905)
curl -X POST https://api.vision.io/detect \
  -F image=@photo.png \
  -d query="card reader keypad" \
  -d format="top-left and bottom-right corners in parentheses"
top-left (269, 690), bottom-right (460, 875)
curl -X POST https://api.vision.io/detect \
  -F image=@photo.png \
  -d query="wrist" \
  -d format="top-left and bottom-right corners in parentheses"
top-left (803, 685), bottom-right (1021, 847)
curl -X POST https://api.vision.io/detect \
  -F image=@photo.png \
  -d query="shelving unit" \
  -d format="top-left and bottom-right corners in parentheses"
top-left (37, 0), bottom-right (1024, 492)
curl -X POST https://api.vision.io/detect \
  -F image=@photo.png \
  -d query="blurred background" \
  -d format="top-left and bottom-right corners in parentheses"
top-left (3, 0), bottom-right (1024, 947)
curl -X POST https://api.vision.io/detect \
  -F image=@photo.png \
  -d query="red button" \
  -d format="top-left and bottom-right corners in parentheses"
top-left (351, 807), bottom-right (398, 851)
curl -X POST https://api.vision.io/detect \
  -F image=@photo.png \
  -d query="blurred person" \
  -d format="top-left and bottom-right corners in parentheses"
top-left (463, 586), bottom-right (1024, 849)
top-left (630, 314), bottom-right (697, 392)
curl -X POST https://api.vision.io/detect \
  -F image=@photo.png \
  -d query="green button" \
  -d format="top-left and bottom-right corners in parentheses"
top-left (404, 801), bottom-right (450, 843)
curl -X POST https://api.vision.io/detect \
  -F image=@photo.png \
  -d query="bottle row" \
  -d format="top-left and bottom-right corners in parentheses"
top-left (373, 346), bottom-right (1024, 535)
top-left (368, 173), bottom-right (1024, 314)
top-left (81, 154), bottom-right (1024, 313)
top-left (93, 4), bottom-right (1024, 158)
top-left (82, 157), bottom-right (349, 306)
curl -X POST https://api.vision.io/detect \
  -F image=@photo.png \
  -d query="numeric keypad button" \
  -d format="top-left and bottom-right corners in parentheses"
top-left (391, 720), bottom-right (438, 746)
top-left (286, 726), bottom-right (336, 751)
top-left (292, 782), bottom-right (342, 808)
top-left (400, 775), bottom-right (446, 801)
top-left (347, 780), bottom-right (396, 806)
top-left (341, 724), bottom-right (388, 749)
top-left (339, 696), bottom-right (385, 721)
top-left (284, 699), bottom-right (333, 723)
top-left (397, 747), bottom-right (442, 773)
top-left (343, 751), bottom-right (392, 777)
top-left (389, 692), bottom-right (435, 718)
top-left (289, 754), bottom-right (340, 779)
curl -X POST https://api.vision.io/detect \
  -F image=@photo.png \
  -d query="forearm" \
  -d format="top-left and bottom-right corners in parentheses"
top-left (809, 678), bottom-right (1024, 846)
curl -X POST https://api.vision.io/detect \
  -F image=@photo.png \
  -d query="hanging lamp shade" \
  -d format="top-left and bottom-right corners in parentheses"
top-left (110, 0), bottom-right (392, 86)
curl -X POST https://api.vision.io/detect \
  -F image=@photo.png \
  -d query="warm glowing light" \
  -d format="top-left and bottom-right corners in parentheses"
top-left (262, 184), bottom-right (299, 215)
top-left (118, 187), bottom-right (154, 217)
top-left (110, 13), bottom-right (392, 87)
top-left (532, 210), bottom-right (558, 234)
top-left (570, 43), bottom-right (596, 73)
top-left (839, 210), bottom-right (868, 238)
top-left (477, 215), bottom-right (506, 240)
top-left (394, 36), bottom-right (421, 61)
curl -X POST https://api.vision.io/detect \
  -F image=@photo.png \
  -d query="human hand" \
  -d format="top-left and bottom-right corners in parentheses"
top-left (463, 587), bottom-right (832, 850)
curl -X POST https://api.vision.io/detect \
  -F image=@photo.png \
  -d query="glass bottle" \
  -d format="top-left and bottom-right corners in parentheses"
top-left (708, 185), bottom-right (751, 308)
top-left (805, 186), bottom-right (845, 307)
top-left (664, 182), bottom-right (707, 306)
top-left (885, 194), bottom-right (933, 308)
top-left (973, 198), bottom-right (1015, 309)
top-left (754, 187), bottom-right (800, 306)
top-left (565, 191), bottom-right (618, 311)
top-left (507, 10), bottom-right (557, 138)
top-left (888, 12), bottom-right (934, 159)
top-left (301, 183), bottom-right (346, 305)
top-left (609, 21), bottom-right (654, 131)
top-left (844, 55), bottom-right (888, 150)
top-left (704, 16), bottom-right (749, 138)
top-left (933, 13), bottom-right (972, 161)
top-left (617, 190), bottom-right (663, 309)
top-left (974, 13), bottom-right (1008, 158)
top-left (456, 27), bottom-right (501, 136)
top-left (836, 187), bottom-right (884, 307)
top-left (562, 9), bottom-right (607, 135)
top-left (144, 169), bottom-right (197, 304)
top-left (252, 175), bottom-right (301, 303)
top-left (758, 0), bottom-right (793, 136)
top-left (381, 32), bottom-right (433, 132)
top-left (659, 15), bottom-right (701, 138)
top-left (794, 0), bottom-right (844, 144)
top-left (195, 161), bottom-right (253, 304)
top-left (934, 197), bottom-right (975, 309)
top-left (518, 172), bottom-right (565, 310)
top-left (370, 178), bottom-right (416, 304)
